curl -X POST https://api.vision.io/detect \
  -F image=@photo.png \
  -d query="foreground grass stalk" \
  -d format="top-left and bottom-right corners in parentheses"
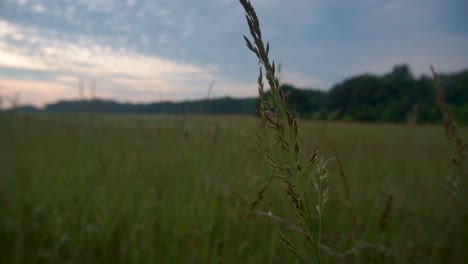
top-left (431, 66), bottom-right (466, 197)
top-left (239, 0), bottom-right (329, 262)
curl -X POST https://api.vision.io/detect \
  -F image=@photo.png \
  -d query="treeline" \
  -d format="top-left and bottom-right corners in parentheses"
top-left (11, 64), bottom-right (468, 124)
top-left (44, 97), bottom-right (257, 115)
top-left (282, 65), bottom-right (468, 124)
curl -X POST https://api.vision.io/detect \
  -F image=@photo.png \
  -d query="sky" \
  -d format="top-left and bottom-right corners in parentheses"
top-left (0, 0), bottom-right (467, 108)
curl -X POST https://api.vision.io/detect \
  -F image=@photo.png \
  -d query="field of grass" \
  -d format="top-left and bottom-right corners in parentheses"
top-left (0, 113), bottom-right (466, 263)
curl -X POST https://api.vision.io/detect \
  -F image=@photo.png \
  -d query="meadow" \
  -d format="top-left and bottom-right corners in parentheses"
top-left (1, 113), bottom-right (466, 263)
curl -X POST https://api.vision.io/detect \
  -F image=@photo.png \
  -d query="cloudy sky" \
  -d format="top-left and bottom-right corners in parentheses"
top-left (0, 0), bottom-right (467, 108)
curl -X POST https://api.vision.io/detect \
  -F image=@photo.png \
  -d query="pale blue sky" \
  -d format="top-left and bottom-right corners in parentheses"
top-left (0, 0), bottom-right (467, 107)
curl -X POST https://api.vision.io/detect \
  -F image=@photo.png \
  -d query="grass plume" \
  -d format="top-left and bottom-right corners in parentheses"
top-left (378, 194), bottom-right (393, 232)
top-left (431, 66), bottom-right (466, 196)
top-left (239, 0), bottom-right (330, 262)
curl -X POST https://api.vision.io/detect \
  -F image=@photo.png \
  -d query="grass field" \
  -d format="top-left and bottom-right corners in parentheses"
top-left (0, 113), bottom-right (466, 263)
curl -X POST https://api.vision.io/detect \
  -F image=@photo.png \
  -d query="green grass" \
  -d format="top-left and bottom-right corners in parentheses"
top-left (0, 113), bottom-right (466, 263)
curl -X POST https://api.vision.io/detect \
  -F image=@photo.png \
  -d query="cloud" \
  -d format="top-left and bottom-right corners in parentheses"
top-left (126, 0), bottom-right (135, 7)
top-left (281, 71), bottom-right (329, 90)
top-left (212, 82), bottom-right (257, 99)
top-left (0, 78), bottom-right (77, 108)
top-left (32, 3), bottom-right (45, 13)
top-left (16, 0), bottom-right (28, 6)
top-left (0, 0), bottom-right (466, 107)
top-left (54, 75), bottom-right (78, 84)
top-left (158, 33), bottom-right (169, 44)
top-left (0, 49), bottom-right (50, 71)
top-left (337, 31), bottom-right (468, 79)
top-left (0, 19), bottom-right (226, 106)
top-left (77, 0), bottom-right (116, 12)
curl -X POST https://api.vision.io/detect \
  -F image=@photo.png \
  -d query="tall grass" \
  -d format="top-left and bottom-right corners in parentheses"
top-left (0, 2), bottom-right (467, 263)
top-left (431, 66), bottom-right (467, 198)
top-left (239, 0), bottom-right (467, 263)
top-left (1, 113), bottom-right (467, 263)
top-left (239, 0), bottom-right (332, 261)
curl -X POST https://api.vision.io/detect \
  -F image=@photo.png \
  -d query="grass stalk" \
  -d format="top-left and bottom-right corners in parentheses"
top-left (239, 0), bottom-right (330, 262)
top-left (431, 66), bottom-right (466, 197)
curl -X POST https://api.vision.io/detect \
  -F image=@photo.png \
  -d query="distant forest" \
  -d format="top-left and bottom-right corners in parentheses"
top-left (11, 65), bottom-right (468, 124)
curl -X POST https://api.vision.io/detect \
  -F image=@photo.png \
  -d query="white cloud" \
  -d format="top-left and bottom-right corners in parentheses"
top-left (0, 78), bottom-right (77, 107)
top-left (10, 32), bottom-right (24, 41)
top-left (0, 48), bottom-right (50, 71)
top-left (54, 75), bottom-right (78, 84)
top-left (126, 0), bottom-right (135, 7)
top-left (0, 19), bottom-right (226, 106)
top-left (282, 71), bottom-right (329, 90)
top-left (140, 35), bottom-right (149, 46)
top-left (32, 3), bottom-right (45, 13)
top-left (158, 33), bottom-right (169, 44)
top-left (181, 10), bottom-right (196, 39)
top-left (214, 82), bottom-right (258, 98)
top-left (16, 0), bottom-right (28, 6)
top-left (0, 20), bottom-right (217, 79)
top-left (0, 21), bottom-right (15, 36)
top-left (78, 0), bottom-right (115, 12)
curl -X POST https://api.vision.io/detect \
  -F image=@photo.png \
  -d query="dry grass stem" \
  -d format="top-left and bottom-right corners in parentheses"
top-left (378, 194), bottom-right (393, 232)
top-left (332, 147), bottom-right (358, 235)
top-left (431, 66), bottom-right (467, 197)
top-left (278, 233), bottom-right (307, 264)
top-left (431, 66), bottom-right (466, 168)
top-left (239, 0), bottom-right (331, 262)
